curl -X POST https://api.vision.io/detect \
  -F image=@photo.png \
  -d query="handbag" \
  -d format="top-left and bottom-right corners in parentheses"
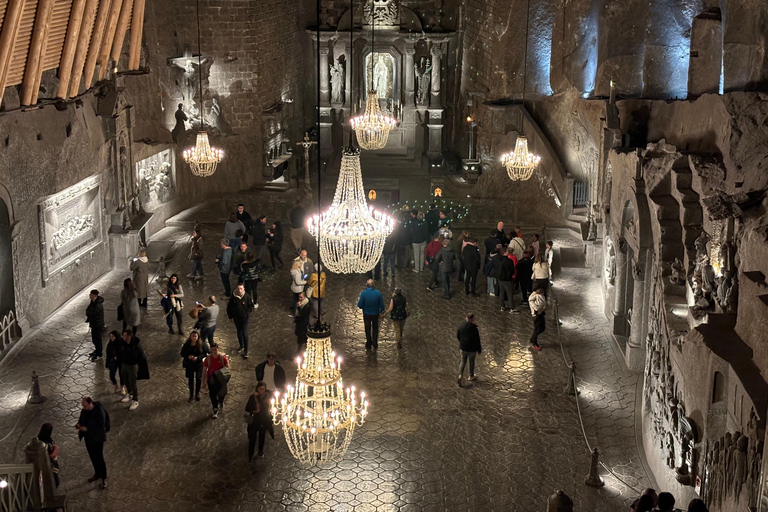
top-left (117, 304), bottom-right (124, 321)
top-left (214, 366), bottom-right (232, 385)
top-left (243, 412), bottom-right (255, 425)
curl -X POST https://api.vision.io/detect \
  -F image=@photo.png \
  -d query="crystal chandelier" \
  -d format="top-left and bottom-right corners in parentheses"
top-left (501, 136), bottom-right (541, 181)
top-left (306, 147), bottom-right (395, 273)
top-left (183, 0), bottom-right (223, 177)
top-left (271, 323), bottom-right (369, 466)
top-left (184, 131), bottom-right (223, 177)
top-left (350, 90), bottom-right (397, 150)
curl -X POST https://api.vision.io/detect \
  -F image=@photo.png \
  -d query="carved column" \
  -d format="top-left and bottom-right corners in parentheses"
top-left (430, 44), bottom-right (442, 106)
top-left (10, 223), bottom-right (28, 332)
top-left (627, 256), bottom-right (647, 370)
top-left (612, 238), bottom-right (628, 324)
top-left (319, 45), bottom-right (331, 105)
top-left (404, 44), bottom-right (416, 106)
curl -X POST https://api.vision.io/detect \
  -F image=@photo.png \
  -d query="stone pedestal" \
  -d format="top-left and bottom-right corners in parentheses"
top-left (585, 240), bottom-right (603, 279)
top-left (319, 46), bottom-right (331, 105)
top-left (430, 44), bottom-right (442, 106)
top-left (404, 45), bottom-right (415, 106)
top-left (110, 231), bottom-right (140, 270)
top-left (426, 108), bottom-right (444, 160)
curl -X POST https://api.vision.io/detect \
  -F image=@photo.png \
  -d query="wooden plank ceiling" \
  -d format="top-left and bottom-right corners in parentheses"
top-left (0, 0), bottom-right (144, 107)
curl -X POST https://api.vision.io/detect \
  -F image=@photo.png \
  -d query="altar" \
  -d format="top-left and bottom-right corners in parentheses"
top-left (309, 0), bottom-right (455, 164)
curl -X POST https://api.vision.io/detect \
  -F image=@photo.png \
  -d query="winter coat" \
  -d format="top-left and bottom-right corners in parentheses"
top-left (425, 240), bottom-right (442, 264)
top-left (85, 296), bottom-right (104, 327)
top-left (294, 299), bottom-right (311, 338)
top-left (217, 247), bottom-right (233, 274)
top-left (255, 361), bottom-right (287, 390)
top-left (129, 257), bottom-right (149, 299)
top-left (357, 288), bottom-right (385, 315)
top-left (190, 235), bottom-right (204, 261)
top-left (516, 256), bottom-right (534, 285)
top-left (180, 341), bottom-right (206, 370)
top-left (484, 236), bottom-right (500, 261)
top-left (409, 219), bottom-right (430, 244)
top-left (120, 288), bottom-right (141, 327)
top-left (382, 233), bottom-right (397, 254)
top-left (120, 336), bottom-right (149, 379)
top-left (498, 255), bottom-right (518, 282)
top-left (433, 246), bottom-right (459, 273)
top-left (293, 257), bottom-right (314, 277)
top-left (425, 209), bottom-right (439, 235)
top-left (237, 211), bottom-right (253, 230)
top-left (493, 228), bottom-right (509, 246)
top-left (227, 293), bottom-right (253, 323)
top-left (78, 402), bottom-right (109, 444)
top-left (234, 248), bottom-right (255, 274)
top-left (456, 321), bottom-right (482, 353)
top-left (462, 244), bottom-right (482, 272)
top-left (250, 221), bottom-right (267, 247)
top-left (307, 272), bottom-right (326, 298)
top-left (291, 268), bottom-right (307, 293)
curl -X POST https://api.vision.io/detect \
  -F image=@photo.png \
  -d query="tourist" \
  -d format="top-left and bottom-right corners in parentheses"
top-left (531, 253), bottom-right (550, 299)
top-left (197, 296), bottom-right (219, 351)
top-left (37, 423), bottom-right (60, 487)
top-left (307, 263), bottom-right (326, 323)
top-left (509, 229), bottom-right (525, 260)
top-left (455, 230), bottom-right (470, 282)
top-left (267, 221), bottom-right (284, 270)
top-left (76, 396), bottom-right (110, 489)
top-left (255, 353), bottom-right (286, 393)
top-left (516, 250), bottom-right (534, 304)
top-left (120, 278), bottom-right (141, 335)
top-left (456, 313), bottom-right (481, 387)
top-left (119, 329), bottom-right (148, 410)
top-left (425, 203), bottom-right (439, 236)
top-left (432, 238), bottom-right (459, 300)
top-left (230, 228), bottom-right (246, 251)
top-left (187, 229), bottom-right (204, 279)
top-left (686, 499), bottom-right (708, 512)
top-left (224, 212), bottom-right (246, 240)
top-left (290, 260), bottom-right (308, 314)
top-left (236, 204), bottom-right (253, 231)
top-left (202, 343), bottom-right (230, 419)
top-left (482, 244), bottom-right (499, 296)
top-left (180, 329), bottom-right (207, 402)
top-left (216, 238), bottom-right (233, 297)
top-left (410, 212), bottom-right (429, 273)
top-left (484, 229), bottom-right (501, 263)
top-left (105, 330), bottom-right (123, 395)
top-left (545, 240), bottom-right (554, 282)
top-left (396, 214), bottom-right (412, 271)
top-left (241, 257), bottom-right (262, 309)
top-left (165, 274), bottom-right (185, 334)
top-left (493, 221), bottom-right (509, 246)
top-left (227, 283), bottom-right (254, 359)
top-left (250, 215), bottom-right (269, 264)
top-left (289, 199), bottom-right (307, 254)
top-left (357, 279), bottom-right (385, 350)
top-left (293, 249), bottom-right (314, 277)
top-left (656, 492), bottom-right (679, 512)
top-left (382, 230), bottom-right (397, 277)
top-left (462, 237), bottom-right (481, 296)
top-left (244, 382), bottom-right (274, 461)
top-left (497, 248), bottom-right (519, 313)
top-left (129, 249), bottom-right (149, 307)
top-left (531, 233), bottom-right (541, 255)
top-left (528, 288), bottom-right (546, 351)
top-left (85, 289), bottom-right (104, 361)
top-left (425, 234), bottom-right (442, 289)
top-left (438, 210), bottom-right (451, 231)
top-left (295, 292), bottom-right (311, 350)
top-left (234, 242), bottom-right (255, 283)
top-left (382, 288), bottom-right (408, 349)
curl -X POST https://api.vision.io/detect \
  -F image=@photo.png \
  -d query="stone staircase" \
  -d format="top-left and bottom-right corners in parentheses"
top-left (564, 205), bottom-right (588, 239)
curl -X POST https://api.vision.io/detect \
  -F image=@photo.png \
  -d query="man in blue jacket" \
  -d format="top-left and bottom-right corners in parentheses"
top-left (357, 279), bottom-right (385, 350)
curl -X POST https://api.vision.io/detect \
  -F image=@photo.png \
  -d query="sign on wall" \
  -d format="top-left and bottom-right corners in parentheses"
top-left (38, 175), bottom-right (104, 283)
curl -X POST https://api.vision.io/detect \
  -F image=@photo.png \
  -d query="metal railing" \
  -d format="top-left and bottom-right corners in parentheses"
top-left (0, 464), bottom-right (40, 512)
top-left (0, 310), bottom-right (17, 352)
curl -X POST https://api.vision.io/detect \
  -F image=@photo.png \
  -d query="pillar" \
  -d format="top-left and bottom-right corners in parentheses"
top-left (626, 255), bottom-right (646, 370)
top-left (430, 44), bottom-right (442, 106)
top-left (612, 238), bottom-right (628, 333)
top-left (10, 223), bottom-right (28, 333)
top-left (319, 45), bottom-right (331, 105)
top-left (426, 108), bottom-right (444, 159)
top-left (404, 44), bottom-right (415, 106)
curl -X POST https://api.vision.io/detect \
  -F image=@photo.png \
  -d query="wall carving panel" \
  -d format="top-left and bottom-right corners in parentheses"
top-left (38, 176), bottom-right (104, 284)
top-left (136, 150), bottom-right (175, 212)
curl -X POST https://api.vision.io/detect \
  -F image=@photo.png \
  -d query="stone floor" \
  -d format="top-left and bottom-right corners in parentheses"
top-left (0, 205), bottom-right (653, 511)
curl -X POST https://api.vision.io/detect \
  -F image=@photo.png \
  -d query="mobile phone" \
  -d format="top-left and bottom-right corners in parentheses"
top-left (195, 301), bottom-right (201, 305)
top-left (132, 257), bottom-right (137, 261)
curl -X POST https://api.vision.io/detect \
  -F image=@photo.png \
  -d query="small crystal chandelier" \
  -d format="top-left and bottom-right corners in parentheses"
top-left (501, 136), bottom-right (541, 181)
top-left (350, 3), bottom-right (395, 150)
top-left (183, 0), bottom-right (223, 177)
top-left (306, 147), bottom-right (395, 274)
top-left (271, 323), bottom-right (369, 466)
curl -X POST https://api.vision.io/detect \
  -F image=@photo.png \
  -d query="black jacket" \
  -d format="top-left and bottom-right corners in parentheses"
top-left (294, 301), bottom-right (311, 337)
top-left (255, 361), bottom-right (287, 390)
top-left (86, 296), bottom-right (104, 327)
top-left (425, 209), bottom-right (439, 234)
top-left (433, 246), bottom-right (459, 273)
top-left (227, 293), bottom-right (254, 322)
top-left (105, 338), bottom-right (121, 368)
top-left (78, 402), bottom-right (109, 443)
top-left (120, 337), bottom-right (150, 380)
top-left (493, 229), bottom-right (509, 246)
top-left (382, 233), bottom-right (397, 254)
top-left (484, 236), bottom-right (500, 260)
top-left (498, 256), bottom-right (517, 282)
top-left (237, 211), bottom-right (254, 229)
top-left (516, 256), bottom-right (534, 284)
top-left (462, 244), bottom-right (482, 271)
top-left (250, 221), bottom-right (267, 247)
top-left (409, 219), bottom-right (430, 244)
top-left (289, 206), bottom-right (306, 229)
top-left (456, 321), bottom-right (481, 353)
top-left (180, 341), bottom-right (206, 369)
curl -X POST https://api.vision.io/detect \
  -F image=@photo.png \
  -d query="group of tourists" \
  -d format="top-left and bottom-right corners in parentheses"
top-left (630, 487), bottom-right (710, 512)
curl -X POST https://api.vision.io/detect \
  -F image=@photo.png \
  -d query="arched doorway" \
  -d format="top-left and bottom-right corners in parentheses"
top-left (0, 197), bottom-right (16, 328)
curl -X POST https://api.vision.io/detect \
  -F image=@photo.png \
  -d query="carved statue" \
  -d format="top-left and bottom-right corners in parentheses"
top-left (606, 250), bottom-right (616, 285)
top-left (702, 262), bottom-right (716, 298)
top-left (724, 273), bottom-right (739, 313)
top-left (363, 0), bottom-right (399, 26)
top-left (373, 56), bottom-right (389, 98)
top-left (720, 240), bottom-right (736, 274)
top-left (735, 435), bottom-right (748, 494)
top-left (669, 258), bottom-right (685, 285)
top-left (209, 97), bottom-right (232, 136)
top-left (587, 211), bottom-right (597, 241)
top-left (171, 103), bottom-right (188, 144)
top-left (695, 231), bottom-right (710, 259)
top-left (414, 57), bottom-right (432, 105)
top-left (170, 55), bottom-right (207, 120)
top-left (330, 59), bottom-right (345, 103)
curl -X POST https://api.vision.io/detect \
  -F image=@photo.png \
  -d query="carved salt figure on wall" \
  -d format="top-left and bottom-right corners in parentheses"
top-left (374, 56), bottom-right (389, 98)
top-left (210, 98), bottom-right (232, 136)
top-left (415, 57), bottom-right (432, 105)
top-left (330, 59), bottom-right (345, 103)
top-left (171, 103), bottom-right (188, 144)
top-left (364, 0), bottom-right (399, 26)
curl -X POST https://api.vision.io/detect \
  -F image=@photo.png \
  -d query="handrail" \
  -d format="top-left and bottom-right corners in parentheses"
top-left (550, 288), bottom-right (644, 495)
top-left (0, 310), bottom-right (18, 351)
top-left (0, 463), bottom-right (39, 512)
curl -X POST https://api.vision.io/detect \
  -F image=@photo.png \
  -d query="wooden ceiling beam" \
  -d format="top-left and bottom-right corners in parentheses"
top-left (21, 0), bottom-right (55, 105)
top-left (109, 0), bottom-right (131, 63)
top-left (66, 0), bottom-right (98, 98)
top-left (96, 0), bottom-right (122, 80)
top-left (56, 0), bottom-right (86, 98)
top-left (0, 0), bottom-right (27, 106)
top-left (127, 0), bottom-right (144, 70)
top-left (80, 0), bottom-right (111, 93)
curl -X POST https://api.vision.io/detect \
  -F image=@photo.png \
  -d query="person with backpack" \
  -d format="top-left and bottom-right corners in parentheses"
top-left (85, 290), bottom-right (105, 361)
top-left (76, 396), bottom-right (110, 489)
top-left (119, 329), bottom-right (149, 411)
top-left (382, 288), bottom-right (409, 348)
top-left (529, 288), bottom-right (546, 351)
top-left (187, 229), bottom-right (204, 280)
top-left (202, 344), bottom-right (230, 419)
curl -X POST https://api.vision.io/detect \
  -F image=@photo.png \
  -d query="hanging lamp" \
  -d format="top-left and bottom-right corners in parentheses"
top-left (183, 0), bottom-right (223, 177)
top-left (271, 2), bottom-right (370, 466)
top-left (350, 2), bottom-right (396, 150)
top-left (500, 0), bottom-right (539, 182)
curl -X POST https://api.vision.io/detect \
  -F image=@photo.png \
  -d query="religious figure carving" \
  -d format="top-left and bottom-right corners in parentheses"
top-left (694, 231), bottom-right (710, 272)
top-left (330, 59), bottom-right (345, 103)
top-left (210, 97), bottom-right (232, 136)
top-left (373, 56), bottom-right (390, 98)
top-left (363, 0), bottom-right (399, 26)
top-left (171, 103), bottom-right (188, 144)
top-left (169, 52), bottom-right (208, 120)
top-left (414, 57), bottom-right (432, 105)
top-left (670, 258), bottom-right (685, 285)
top-left (606, 247), bottom-right (616, 285)
top-left (724, 273), bottom-right (738, 313)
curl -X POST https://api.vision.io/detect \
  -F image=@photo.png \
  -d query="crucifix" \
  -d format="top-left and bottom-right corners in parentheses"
top-left (296, 132), bottom-right (317, 190)
top-left (168, 49), bottom-right (208, 124)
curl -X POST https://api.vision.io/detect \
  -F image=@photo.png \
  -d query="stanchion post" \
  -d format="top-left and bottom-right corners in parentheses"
top-left (585, 447), bottom-right (605, 487)
top-left (565, 362), bottom-right (579, 396)
top-left (28, 371), bottom-right (47, 404)
top-left (547, 489), bottom-right (573, 512)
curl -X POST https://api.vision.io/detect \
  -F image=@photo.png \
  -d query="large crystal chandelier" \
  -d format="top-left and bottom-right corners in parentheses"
top-left (306, 147), bottom-right (395, 273)
top-left (501, 136), bottom-right (541, 181)
top-left (184, 131), bottom-right (223, 177)
top-left (183, 0), bottom-right (223, 177)
top-left (350, 90), bottom-right (397, 150)
top-left (271, 323), bottom-right (369, 465)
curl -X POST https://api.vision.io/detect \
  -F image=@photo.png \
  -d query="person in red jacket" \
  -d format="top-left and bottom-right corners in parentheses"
top-left (425, 234), bottom-right (443, 290)
top-left (202, 344), bottom-right (230, 419)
